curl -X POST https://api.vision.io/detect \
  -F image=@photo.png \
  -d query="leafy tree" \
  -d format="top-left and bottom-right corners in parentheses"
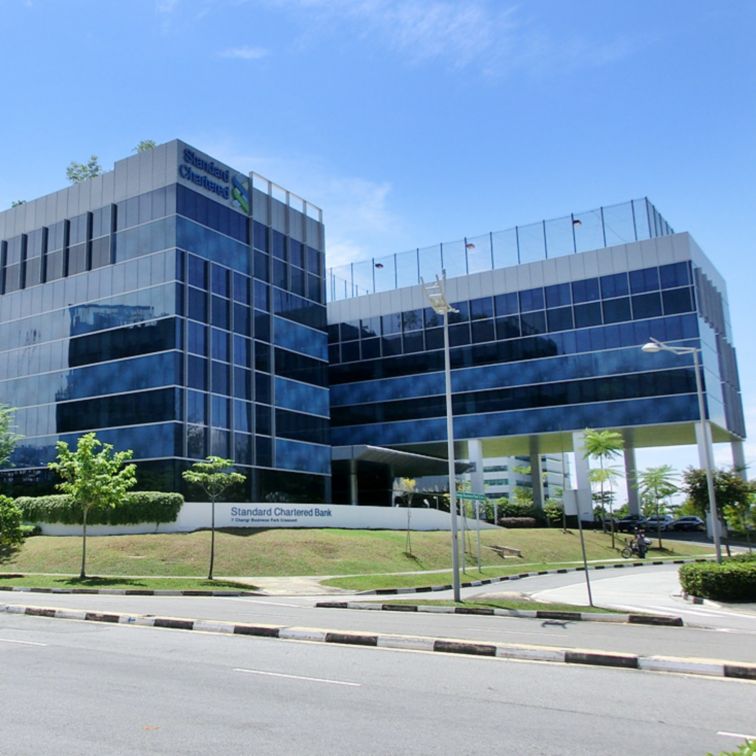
top-left (10, 200), bottom-right (25, 208)
top-left (134, 140), bottom-right (157, 152)
top-left (681, 467), bottom-right (755, 556)
top-left (512, 484), bottom-right (534, 509)
top-left (0, 404), bottom-right (20, 468)
top-left (182, 457), bottom-right (246, 579)
top-left (583, 428), bottom-right (624, 547)
top-left (66, 155), bottom-right (102, 183)
top-left (0, 495), bottom-right (24, 559)
top-left (637, 464), bottom-right (678, 547)
top-left (48, 433), bottom-right (136, 578)
top-left (723, 486), bottom-right (755, 553)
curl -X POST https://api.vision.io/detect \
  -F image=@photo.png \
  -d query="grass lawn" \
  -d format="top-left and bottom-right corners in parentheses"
top-left (0, 575), bottom-right (255, 591)
top-left (0, 528), bottom-right (713, 591)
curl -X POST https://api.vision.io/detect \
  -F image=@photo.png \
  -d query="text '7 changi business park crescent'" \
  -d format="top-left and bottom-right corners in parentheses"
top-left (0, 140), bottom-right (745, 521)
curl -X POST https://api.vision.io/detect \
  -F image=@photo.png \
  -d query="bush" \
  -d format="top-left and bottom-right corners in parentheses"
top-left (499, 517), bottom-right (538, 528)
top-left (16, 491), bottom-right (184, 527)
top-left (0, 495), bottom-right (24, 547)
top-left (679, 558), bottom-right (756, 601)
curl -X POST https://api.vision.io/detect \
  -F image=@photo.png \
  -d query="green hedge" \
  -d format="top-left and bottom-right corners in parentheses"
top-left (679, 555), bottom-right (756, 602)
top-left (16, 491), bottom-right (184, 527)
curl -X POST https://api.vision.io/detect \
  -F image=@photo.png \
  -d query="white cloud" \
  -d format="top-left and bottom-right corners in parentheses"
top-left (269, 0), bottom-right (638, 76)
top-left (156, 0), bottom-right (179, 13)
top-left (217, 46), bottom-right (269, 60)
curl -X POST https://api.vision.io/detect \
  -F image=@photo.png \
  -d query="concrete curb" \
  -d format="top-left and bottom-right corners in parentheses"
top-left (2, 601), bottom-right (752, 681)
top-left (314, 601), bottom-right (683, 626)
top-left (358, 558), bottom-right (710, 597)
top-left (0, 586), bottom-right (261, 597)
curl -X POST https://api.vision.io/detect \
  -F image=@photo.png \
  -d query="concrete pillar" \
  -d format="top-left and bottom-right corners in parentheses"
top-left (349, 458), bottom-right (358, 506)
top-left (468, 439), bottom-right (485, 495)
top-left (623, 446), bottom-right (640, 515)
top-left (572, 430), bottom-right (593, 521)
top-left (732, 440), bottom-right (747, 479)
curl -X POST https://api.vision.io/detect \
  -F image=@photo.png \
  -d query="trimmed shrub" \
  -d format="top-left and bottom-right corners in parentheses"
top-left (0, 495), bottom-right (24, 547)
top-left (16, 491), bottom-right (184, 527)
top-left (679, 557), bottom-right (756, 602)
top-left (499, 517), bottom-right (538, 528)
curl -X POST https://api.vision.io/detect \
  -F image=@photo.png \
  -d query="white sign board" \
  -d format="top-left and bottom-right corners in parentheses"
top-left (38, 502), bottom-right (501, 536)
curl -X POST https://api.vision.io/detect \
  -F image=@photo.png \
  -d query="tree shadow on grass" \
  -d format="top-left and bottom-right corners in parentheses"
top-left (55, 577), bottom-right (150, 588)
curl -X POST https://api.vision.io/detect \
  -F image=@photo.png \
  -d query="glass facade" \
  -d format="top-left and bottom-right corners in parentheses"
top-left (0, 142), bottom-right (330, 502)
top-left (329, 255), bottom-right (745, 450)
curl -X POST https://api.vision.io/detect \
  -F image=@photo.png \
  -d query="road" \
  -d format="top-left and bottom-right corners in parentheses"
top-left (1, 613), bottom-right (754, 756)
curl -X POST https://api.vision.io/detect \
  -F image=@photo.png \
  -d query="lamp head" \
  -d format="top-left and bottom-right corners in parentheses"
top-left (641, 342), bottom-right (662, 353)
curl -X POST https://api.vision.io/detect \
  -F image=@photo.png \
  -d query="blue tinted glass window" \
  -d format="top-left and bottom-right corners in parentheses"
top-left (495, 315), bottom-right (520, 339)
top-left (572, 278), bottom-right (600, 303)
top-left (449, 323), bottom-right (470, 346)
top-left (602, 297), bottom-right (631, 323)
top-left (212, 361), bottom-right (229, 394)
top-left (662, 287), bottom-right (694, 314)
top-left (256, 434), bottom-right (272, 466)
top-left (361, 316), bottom-right (381, 337)
top-left (600, 273), bottom-right (628, 298)
top-left (253, 221), bottom-right (268, 252)
top-left (234, 433), bottom-right (252, 465)
top-left (188, 288), bottom-right (207, 322)
top-left (306, 246), bottom-right (320, 275)
top-left (660, 262), bottom-right (690, 289)
top-left (290, 240), bottom-right (304, 268)
top-left (519, 288), bottom-right (544, 312)
top-left (290, 266), bottom-right (305, 296)
top-left (234, 273), bottom-right (249, 304)
top-left (381, 312), bottom-right (401, 334)
top-left (341, 341), bottom-right (360, 362)
top-left (449, 301), bottom-right (470, 323)
top-left (188, 321), bottom-right (207, 355)
top-left (188, 255), bottom-right (206, 289)
top-left (471, 320), bottom-right (495, 343)
top-left (382, 335), bottom-right (402, 356)
top-left (547, 306), bottom-right (573, 332)
top-left (211, 429), bottom-right (229, 458)
top-left (254, 312), bottom-right (270, 341)
top-left (403, 332), bottom-right (424, 353)
top-left (629, 267), bottom-right (660, 293)
top-left (254, 250), bottom-right (269, 281)
top-left (271, 230), bottom-right (286, 260)
top-left (402, 309), bottom-right (423, 332)
top-left (187, 390), bottom-right (206, 424)
top-left (574, 302), bottom-right (602, 328)
top-left (255, 373), bottom-right (271, 404)
top-left (212, 265), bottom-right (229, 297)
top-left (187, 425), bottom-right (206, 459)
top-left (632, 292), bottom-right (662, 318)
top-left (234, 335), bottom-right (250, 366)
top-left (255, 341), bottom-right (271, 372)
top-left (188, 356), bottom-right (207, 390)
top-left (362, 337), bottom-right (380, 359)
top-left (424, 307), bottom-right (442, 328)
top-left (520, 310), bottom-right (546, 334)
top-left (545, 284), bottom-right (571, 308)
top-left (254, 281), bottom-right (269, 311)
top-left (425, 328), bottom-right (444, 350)
top-left (494, 292), bottom-right (518, 316)
top-left (212, 296), bottom-right (229, 329)
top-left (212, 395), bottom-right (229, 428)
top-left (273, 259), bottom-right (287, 288)
top-left (234, 401), bottom-right (251, 432)
top-left (233, 303), bottom-right (251, 336)
top-left (212, 328), bottom-right (229, 361)
top-left (470, 297), bottom-right (494, 320)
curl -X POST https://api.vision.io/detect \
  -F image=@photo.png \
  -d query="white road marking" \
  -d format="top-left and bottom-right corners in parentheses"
top-left (233, 668), bottom-right (361, 686)
top-left (0, 638), bottom-right (47, 646)
top-left (718, 731), bottom-right (756, 740)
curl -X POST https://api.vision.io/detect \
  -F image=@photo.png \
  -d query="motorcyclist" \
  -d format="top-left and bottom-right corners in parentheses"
top-left (634, 527), bottom-right (648, 558)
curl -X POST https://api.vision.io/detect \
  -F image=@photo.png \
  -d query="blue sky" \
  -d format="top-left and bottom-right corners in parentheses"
top-left (1, 0), bottom-right (754, 491)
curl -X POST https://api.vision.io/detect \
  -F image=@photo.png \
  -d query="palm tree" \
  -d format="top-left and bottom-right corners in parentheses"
top-left (583, 428), bottom-right (624, 548)
top-left (637, 465), bottom-right (678, 548)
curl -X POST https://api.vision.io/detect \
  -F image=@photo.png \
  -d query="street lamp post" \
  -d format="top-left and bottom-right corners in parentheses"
top-left (641, 337), bottom-right (722, 562)
top-left (422, 272), bottom-right (462, 601)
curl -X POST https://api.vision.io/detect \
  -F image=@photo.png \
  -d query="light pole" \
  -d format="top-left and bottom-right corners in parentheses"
top-left (641, 337), bottom-right (722, 562)
top-left (422, 272), bottom-right (462, 601)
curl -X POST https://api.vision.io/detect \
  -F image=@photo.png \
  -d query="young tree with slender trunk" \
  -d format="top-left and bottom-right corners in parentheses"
top-left (583, 428), bottom-right (624, 548)
top-left (48, 433), bottom-right (136, 579)
top-left (182, 457), bottom-right (246, 580)
top-left (637, 465), bottom-right (678, 548)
